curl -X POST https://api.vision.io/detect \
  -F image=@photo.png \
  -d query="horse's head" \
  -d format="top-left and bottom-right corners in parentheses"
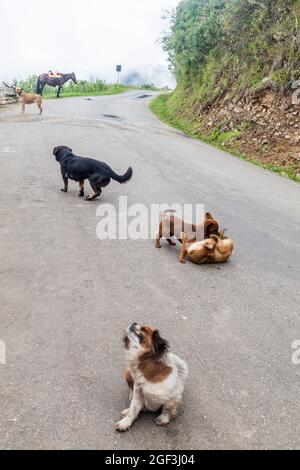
top-left (71, 73), bottom-right (77, 84)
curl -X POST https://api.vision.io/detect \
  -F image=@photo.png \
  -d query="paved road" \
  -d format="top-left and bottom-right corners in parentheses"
top-left (0, 91), bottom-right (300, 450)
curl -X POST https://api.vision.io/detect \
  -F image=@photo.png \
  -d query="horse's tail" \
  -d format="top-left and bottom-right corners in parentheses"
top-left (36, 77), bottom-right (42, 95)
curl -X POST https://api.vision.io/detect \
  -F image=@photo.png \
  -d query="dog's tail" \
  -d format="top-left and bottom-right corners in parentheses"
top-left (110, 167), bottom-right (133, 184)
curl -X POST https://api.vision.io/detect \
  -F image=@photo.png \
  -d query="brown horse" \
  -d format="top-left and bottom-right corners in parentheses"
top-left (36, 72), bottom-right (77, 98)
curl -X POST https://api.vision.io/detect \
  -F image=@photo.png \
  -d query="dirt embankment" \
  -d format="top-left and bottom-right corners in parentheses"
top-left (196, 86), bottom-right (300, 179)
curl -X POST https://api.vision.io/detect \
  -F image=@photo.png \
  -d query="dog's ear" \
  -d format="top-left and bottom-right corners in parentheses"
top-left (53, 146), bottom-right (72, 156)
top-left (204, 219), bottom-right (219, 236)
top-left (203, 238), bottom-right (217, 250)
top-left (123, 334), bottom-right (130, 350)
top-left (210, 234), bottom-right (219, 242)
top-left (152, 330), bottom-right (169, 358)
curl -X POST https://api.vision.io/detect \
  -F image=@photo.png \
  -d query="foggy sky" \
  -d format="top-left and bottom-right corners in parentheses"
top-left (0, 0), bottom-right (179, 83)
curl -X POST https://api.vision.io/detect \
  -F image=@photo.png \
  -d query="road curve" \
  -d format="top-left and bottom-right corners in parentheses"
top-left (0, 91), bottom-right (299, 449)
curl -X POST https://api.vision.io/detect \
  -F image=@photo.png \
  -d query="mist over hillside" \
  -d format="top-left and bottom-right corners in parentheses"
top-left (122, 64), bottom-right (176, 88)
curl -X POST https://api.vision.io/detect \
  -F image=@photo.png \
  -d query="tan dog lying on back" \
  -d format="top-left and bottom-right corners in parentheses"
top-left (155, 210), bottom-right (221, 262)
top-left (16, 87), bottom-right (43, 114)
top-left (179, 232), bottom-right (234, 264)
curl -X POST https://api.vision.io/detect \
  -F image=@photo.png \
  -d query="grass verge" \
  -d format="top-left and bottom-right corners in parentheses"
top-left (150, 94), bottom-right (300, 183)
top-left (44, 84), bottom-right (129, 99)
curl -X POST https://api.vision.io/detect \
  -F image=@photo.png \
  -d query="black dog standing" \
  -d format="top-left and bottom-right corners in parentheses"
top-left (53, 146), bottom-right (133, 201)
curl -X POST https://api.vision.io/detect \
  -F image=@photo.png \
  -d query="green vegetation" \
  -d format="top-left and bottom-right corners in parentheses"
top-left (44, 84), bottom-right (129, 99)
top-left (16, 75), bottom-right (165, 98)
top-left (17, 75), bottom-right (130, 98)
top-left (153, 0), bottom-right (300, 182)
top-left (163, 0), bottom-right (300, 105)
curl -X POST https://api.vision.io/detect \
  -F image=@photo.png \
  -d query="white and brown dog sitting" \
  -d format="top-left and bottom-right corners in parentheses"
top-left (116, 323), bottom-right (188, 432)
top-left (179, 232), bottom-right (234, 264)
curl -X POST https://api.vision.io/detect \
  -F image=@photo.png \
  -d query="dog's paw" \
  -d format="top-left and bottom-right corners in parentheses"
top-left (155, 242), bottom-right (161, 249)
top-left (78, 193), bottom-right (84, 197)
top-left (121, 408), bottom-right (130, 418)
top-left (115, 417), bottom-right (131, 432)
top-left (155, 414), bottom-right (171, 427)
top-left (61, 189), bottom-right (67, 193)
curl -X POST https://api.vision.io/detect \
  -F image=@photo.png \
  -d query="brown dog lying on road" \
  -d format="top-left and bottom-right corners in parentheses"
top-left (179, 233), bottom-right (234, 264)
top-left (155, 210), bottom-right (221, 250)
top-left (16, 87), bottom-right (43, 114)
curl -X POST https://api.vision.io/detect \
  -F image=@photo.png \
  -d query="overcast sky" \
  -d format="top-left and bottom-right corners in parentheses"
top-left (0, 0), bottom-right (179, 84)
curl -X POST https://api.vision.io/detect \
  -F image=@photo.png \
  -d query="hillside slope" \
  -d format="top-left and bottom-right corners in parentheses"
top-left (154, 0), bottom-right (300, 181)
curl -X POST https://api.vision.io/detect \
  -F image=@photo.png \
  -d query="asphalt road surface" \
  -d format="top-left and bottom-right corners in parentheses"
top-left (0, 91), bottom-right (300, 450)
